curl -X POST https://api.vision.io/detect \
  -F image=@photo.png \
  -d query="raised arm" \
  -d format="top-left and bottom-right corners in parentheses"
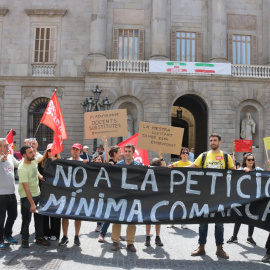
top-left (102, 135), bottom-right (109, 163)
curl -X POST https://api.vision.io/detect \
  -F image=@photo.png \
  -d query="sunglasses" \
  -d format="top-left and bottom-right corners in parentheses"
top-left (182, 152), bottom-right (189, 154)
top-left (247, 158), bottom-right (254, 161)
top-left (47, 149), bottom-right (51, 152)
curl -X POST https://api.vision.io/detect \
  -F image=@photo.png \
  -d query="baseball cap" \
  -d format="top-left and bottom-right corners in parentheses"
top-left (71, 143), bottom-right (82, 150)
top-left (83, 146), bottom-right (89, 149)
top-left (47, 143), bottom-right (53, 150)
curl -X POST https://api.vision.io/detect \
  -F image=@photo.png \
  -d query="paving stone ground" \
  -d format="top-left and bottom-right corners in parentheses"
top-left (0, 182), bottom-right (269, 270)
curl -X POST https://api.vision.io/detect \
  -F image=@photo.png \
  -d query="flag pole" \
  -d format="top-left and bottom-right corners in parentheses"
top-left (33, 122), bottom-right (42, 138)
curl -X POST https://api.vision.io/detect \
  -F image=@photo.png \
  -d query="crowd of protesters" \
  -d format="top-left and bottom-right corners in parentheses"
top-left (0, 133), bottom-right (270, 263)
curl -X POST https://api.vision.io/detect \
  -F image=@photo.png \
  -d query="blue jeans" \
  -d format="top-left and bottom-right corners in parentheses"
top-left (100, 222), bottom-right (110, 235)
top-left (198, 223), bottom-right (224, 246)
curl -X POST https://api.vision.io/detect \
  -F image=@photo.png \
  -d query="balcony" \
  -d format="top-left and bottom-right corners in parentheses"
top-left (106, 60), bottom-right (270, 78)
top-left (32, 64), bottom-right (56, 76)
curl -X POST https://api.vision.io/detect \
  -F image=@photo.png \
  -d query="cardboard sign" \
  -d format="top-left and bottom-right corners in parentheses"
top-left (137, 122), bottom-right (184, 154)
top-left (234, 140), bottom-right (252, 152)
top-left (263, 137), bottom-right (270, 150)
top-left (84, 109), bottom-right (128, 139)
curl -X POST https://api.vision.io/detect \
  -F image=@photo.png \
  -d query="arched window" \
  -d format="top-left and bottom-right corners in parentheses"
top-left (28, 97), bottom-right (53, 150)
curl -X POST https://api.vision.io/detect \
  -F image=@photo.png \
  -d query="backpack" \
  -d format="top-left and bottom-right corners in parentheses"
top-left (201, 151), bottom-right (229, 169)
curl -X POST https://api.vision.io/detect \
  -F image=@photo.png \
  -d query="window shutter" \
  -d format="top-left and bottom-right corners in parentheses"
top-left (227, 33), bottom-right (233, 63)
top-left (138, 29), bottom-right (144, 60)
top-left (112, 28), bottom-right (119, 59)
top-left (49, 27), bottom-right (57, 63)
top-left (252, 35), bottom-right (257, 65)
top-left (171, 30), bottom-right (176, 61)
top-left (196, 32), bottom-right (202, 62)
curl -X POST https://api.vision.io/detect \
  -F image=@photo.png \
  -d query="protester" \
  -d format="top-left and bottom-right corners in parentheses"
top-left (235, 161), bottom-right (240, 169)
top-left (188, 147), bottom-right (195, 162)
top-left (80, 146), bottom-right (91, 162)
top-left (145, 151), bottom-right (166, 247)
top-left (39, 143), bottom-right (61, 241)
top-left (18, 145), bottom-right (50, 248)
top-left (0, 138), bottom-right (21, 250)
top-left (167, 147), bottom-right (192, 229)
top-left (59, 143), bottom-right (83, 246)
top-left (92, 144), bottom-right (105, 160)
top-left (227, 153), bottom-right (270, 246)
top-left (111, 144), bottom-right (143, 252)
top-left (98, 140), bottom-right (125, 243)
top-left (188, 133), bottom-right (235, 259)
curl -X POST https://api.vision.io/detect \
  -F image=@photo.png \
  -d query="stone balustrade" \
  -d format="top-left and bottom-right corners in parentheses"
top-left (32, 64), bottom-right (56, 76)
top-left (106, 60), bottom-right (149, 73)
top-left (106, 60), bottom-right (270, 78)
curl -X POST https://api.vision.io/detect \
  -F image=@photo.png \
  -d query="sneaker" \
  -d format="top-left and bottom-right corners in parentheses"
top-left (191, 246), bottom-right (206, 256)
top-left (59, 236), bottom-right (69, 246)
top-left (155, 237), bottom-right (163, 247)
top-left (227, 236), bottom-right (238, 243)
top-left (44, 236), bottom-right (49, 240)
top-left (145, 236), bottom-right (150, 246)
top-left (50, 236), bottom-right (57, 241)
top-left (4, 236), bottom-right (18, 244)
top-left (127, 244), bottom-right (136, 252)
top-left (21, 239), bottom-right (29, 248)
top-left (98, 234), bottom-right (105, 243)
top-left (74, 235), bottom-right (80, 246)
top-left (95, 224), bottom-right (102, 232)
top-left (36, 237), bottom-right (50, 246)
top-left (167, 224), bottom-right (174, 228)
top-left (0, 242), bottom-right (6, 250)
top-left (111, 242), bottom-right (118, 251)
top-left (216, 248), bottom-right (229, 259)
top-left (181, 224), bottom-right (188, 229)
top-left (247, 237), bottom-right (256, 246)
top-left (119, 236), bottom-right (126, 241)
top-left (262, 253), bottom-right (270, 263)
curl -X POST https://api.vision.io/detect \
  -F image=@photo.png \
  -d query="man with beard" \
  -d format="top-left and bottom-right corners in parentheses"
top-left (187, 133), bottom-right (235, 259)
top-left (18, 145), bottom-right (49, 248)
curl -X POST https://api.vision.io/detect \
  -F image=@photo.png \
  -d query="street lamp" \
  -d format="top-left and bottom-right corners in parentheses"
top-left (81, 85), bottom-right (112, 153)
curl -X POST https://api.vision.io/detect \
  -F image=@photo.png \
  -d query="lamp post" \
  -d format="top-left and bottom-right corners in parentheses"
top-left (81, 85), bottom-right (112, 153)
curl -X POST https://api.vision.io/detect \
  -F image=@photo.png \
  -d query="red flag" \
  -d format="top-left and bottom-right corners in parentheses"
top-left (118, 133), bottom-right (149, 165)
top-left (41, 90), bottom-right (68, 155)
top-left (6, 129), bottom-right (13, 155)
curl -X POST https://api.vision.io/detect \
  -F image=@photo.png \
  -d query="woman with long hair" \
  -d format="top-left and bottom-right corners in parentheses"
top-left (38, 143), bottom-right (61, 241)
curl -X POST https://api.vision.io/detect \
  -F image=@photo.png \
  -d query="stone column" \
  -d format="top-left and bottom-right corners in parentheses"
top-left (150, 0), bottom-right (168, 60)
top-left (86, 0), bottom-right (107, 72)
top-left (211, 0), bottom-right (228, 62)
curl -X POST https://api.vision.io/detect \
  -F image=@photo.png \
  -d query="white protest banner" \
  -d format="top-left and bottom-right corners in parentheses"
top-left (149, 61), bottom-right (231, 75)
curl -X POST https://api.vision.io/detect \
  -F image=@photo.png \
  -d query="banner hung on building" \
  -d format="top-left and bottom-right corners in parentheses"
top-left (149, 61), bottom-right (232, 75)
top-left (39, 160), bottom-right (270, 231)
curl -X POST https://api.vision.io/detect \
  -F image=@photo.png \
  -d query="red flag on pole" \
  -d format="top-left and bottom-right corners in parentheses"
top-left (6, 129), bottom-right (13, 155)
top-left (40, 90), bottom-right (68, 155)
top-left (118, 133), bottom-right (149, 165)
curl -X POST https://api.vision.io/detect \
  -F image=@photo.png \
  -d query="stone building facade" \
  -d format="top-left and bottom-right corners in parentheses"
top-left (0, 0), bottom-right (270, 165)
